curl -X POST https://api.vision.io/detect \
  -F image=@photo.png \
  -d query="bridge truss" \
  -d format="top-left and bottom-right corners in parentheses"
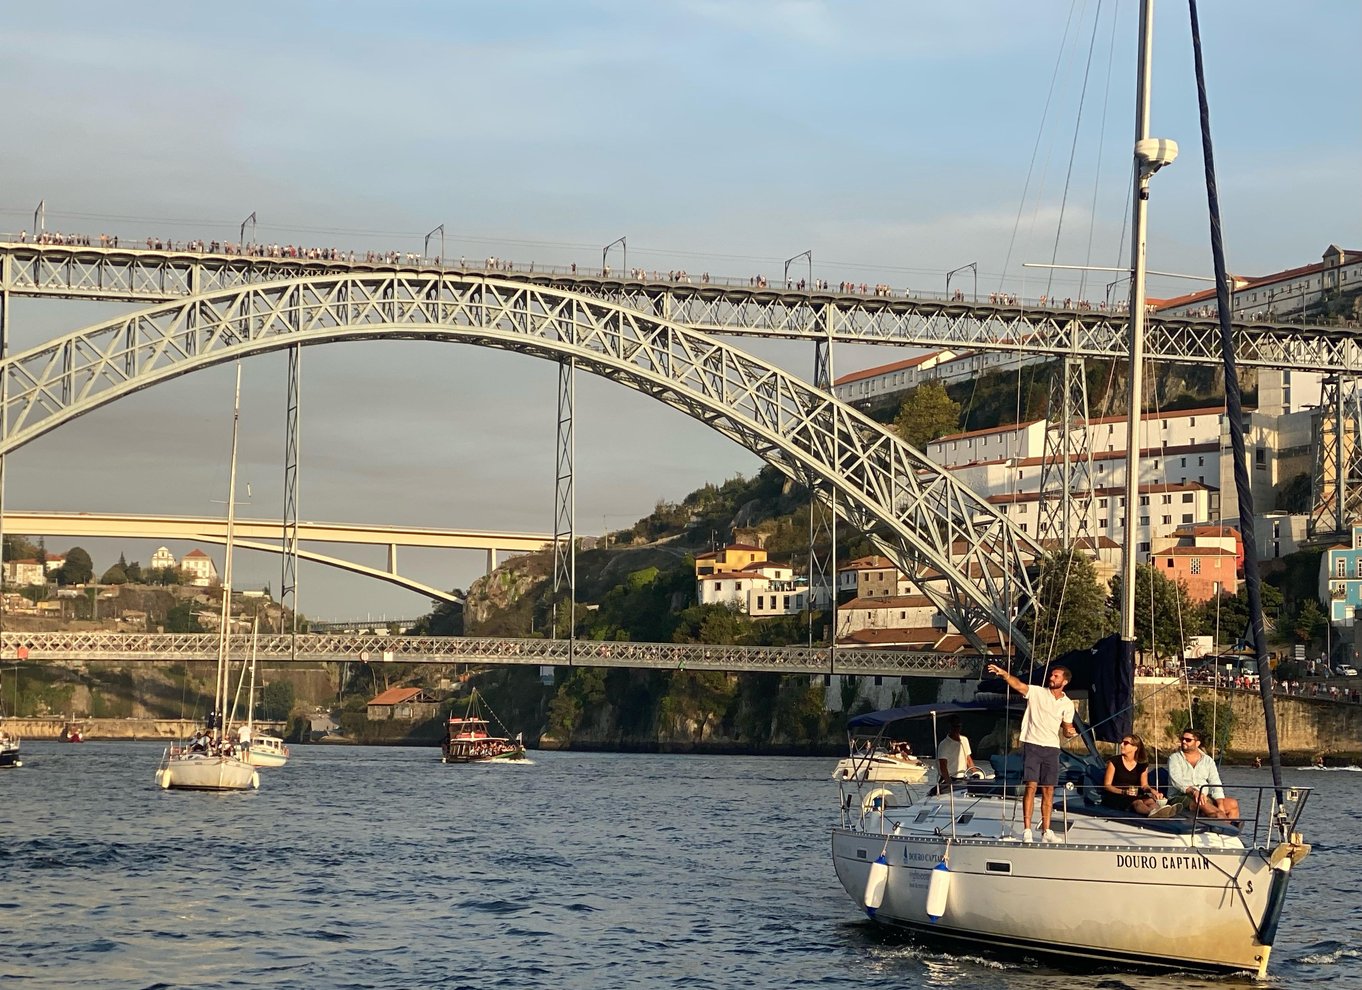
top-left (2, 242), bottom-right (1358, 371)
top-left (0, 631), bottom-right (982, 677)
top-left (0, 270), bottom-right (1040, 653)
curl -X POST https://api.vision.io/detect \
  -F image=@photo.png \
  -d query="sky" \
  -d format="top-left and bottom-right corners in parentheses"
top-left (0, 1), bottom-right (1357, 621)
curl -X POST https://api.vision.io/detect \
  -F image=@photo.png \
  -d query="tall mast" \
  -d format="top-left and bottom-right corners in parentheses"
top-left (215, 364), bottom-right (243, 730)
top-left (1120, 0), bottom-right (1164, 658)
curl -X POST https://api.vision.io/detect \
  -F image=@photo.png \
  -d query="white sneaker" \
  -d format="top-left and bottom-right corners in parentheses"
top-left (1022, 828), bottom-right (1033, 843)
top-left (1042, 829), bottom-right (1058, 843)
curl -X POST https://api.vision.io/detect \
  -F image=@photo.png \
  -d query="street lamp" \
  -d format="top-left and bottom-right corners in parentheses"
top-left (424, 223), bottom-right (445, 263)
top-left (240, 211), bottom-right (257, 247)
top-left (783, 250), bottom-right (812, 289)
top-left (945, 262), bottom-right (977, 302)
top-left (602, 236), bottom-right (626, 277)
top-left (1106, 274), bottom-right (1132, 310)
top-left (33, 199), bottom-right (45, 237)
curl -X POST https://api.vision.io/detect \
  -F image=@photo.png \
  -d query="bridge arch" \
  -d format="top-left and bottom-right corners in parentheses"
top-left (0, 273), bottom-right (1042, 651)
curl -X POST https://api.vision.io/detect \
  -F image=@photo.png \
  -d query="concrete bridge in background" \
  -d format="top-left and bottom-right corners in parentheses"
top-left (2, 510), bottom-right (551, 604)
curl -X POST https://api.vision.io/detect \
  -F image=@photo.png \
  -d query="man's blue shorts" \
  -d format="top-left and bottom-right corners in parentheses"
top-left (1022, 741), bottom-right (1060, 787)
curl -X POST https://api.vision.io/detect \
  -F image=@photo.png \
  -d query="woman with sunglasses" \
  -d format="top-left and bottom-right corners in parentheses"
top-left (1101, 734), bottom-right (1164, 815)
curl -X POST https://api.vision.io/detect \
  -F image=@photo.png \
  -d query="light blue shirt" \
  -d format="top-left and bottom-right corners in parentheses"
top-left (1167, 749), bottom-right (1224, 799)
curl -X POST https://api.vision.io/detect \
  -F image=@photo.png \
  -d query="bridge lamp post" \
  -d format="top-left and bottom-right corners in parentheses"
top-left (945, 262), bottom-right (977, 302)
top-left (602, 236), bottom-right (626, 277)
top-left (783, 250), bottom-right (812, 289)
top-left (240, 211), bottom-right (257, 247)
top-left (424, 224), bottom-right (444, 264)
top-left (1106, 275), bottom-right (1132, 310)
top-left (33, 200), bottom-right (45, 237)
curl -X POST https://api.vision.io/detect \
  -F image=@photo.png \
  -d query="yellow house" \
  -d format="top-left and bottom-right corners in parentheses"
top-left (694, 542), bottom-right (767, 578)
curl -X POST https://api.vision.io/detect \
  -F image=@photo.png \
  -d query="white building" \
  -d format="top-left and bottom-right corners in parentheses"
top-left (697, 560), bottom-right (805, 616)
top-left (180, 548), bottom-right (218, 586)
top-left (150, 546), bottom-right (177, 571)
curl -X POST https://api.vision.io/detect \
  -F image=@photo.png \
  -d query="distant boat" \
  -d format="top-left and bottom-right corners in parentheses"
top-left (832, 745), bottom-right (928, 785)
top-left (61, 722), bottom-right (85, 743)
top-left (441, 689), bottom-right (526, 764)
top-left (155, 364), bottom-right (259, 792)
top-left (238, 617), bottom-right (290, 769)
top-left (0, 729), bottom-right (21, 769)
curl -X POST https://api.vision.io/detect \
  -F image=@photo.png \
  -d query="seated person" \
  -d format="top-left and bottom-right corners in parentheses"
top-left (933, 716), bottom-right (975, 793)
top-left (1167, 727), bottom-right (1240, 820)
top-left (1102, 733), bottom-right (1163, 815)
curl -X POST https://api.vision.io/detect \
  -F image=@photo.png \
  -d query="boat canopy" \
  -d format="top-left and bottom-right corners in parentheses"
top-left (847, 699), bottom-right (1005, 729)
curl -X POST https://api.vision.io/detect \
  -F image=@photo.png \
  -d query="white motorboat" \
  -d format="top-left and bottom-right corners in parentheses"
top-left (832, 747), bottom-right (928, 785)
top-left (156, 364), bottom-right (260, 793)
top-left (830, 2), bottom-right (1310, 976)
top-left (243, 734), bottom-right (290, 769)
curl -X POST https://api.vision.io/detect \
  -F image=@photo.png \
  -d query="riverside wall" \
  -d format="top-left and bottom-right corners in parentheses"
top-left (1131, 681), bottom-right (1362, 761)
top-left (1, 717), bottom-right (287, 741)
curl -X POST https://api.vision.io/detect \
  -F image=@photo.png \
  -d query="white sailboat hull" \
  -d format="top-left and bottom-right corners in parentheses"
top-left (157, 755), bottom-right (260, 791)
top-left (832, 794), bottom-right (1287, 977)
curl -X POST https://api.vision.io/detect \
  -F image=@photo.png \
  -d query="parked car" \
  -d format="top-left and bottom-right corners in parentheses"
top-left (1338, 664), bottom-right (1359, 677)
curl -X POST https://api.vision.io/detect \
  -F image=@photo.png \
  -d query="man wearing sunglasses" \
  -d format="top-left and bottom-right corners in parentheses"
top-left (1167, 726), bottom-right (1240, 821)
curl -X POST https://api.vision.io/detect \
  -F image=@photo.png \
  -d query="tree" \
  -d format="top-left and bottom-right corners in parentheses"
top-left (892, 380), bottom-right (961, 449)
top-left (1108, 564), bottom-right (1202, 659)
top-left (2, 534), bottom-right (40, 562)
top-left (1023, 547), bottom-right (1113, 661)
top-left (165, 602), bottom-right (203, 633)
top-left (259, 680), bottom-right (296, 721)
top-left (124, 560), bottom-right (144, 583)
top-left (1291, 599), bottom-right (1325, 649)
top-left (100, 564), bottom-right (129, 585)
top-left (57, 547), bottom-right (94, 585)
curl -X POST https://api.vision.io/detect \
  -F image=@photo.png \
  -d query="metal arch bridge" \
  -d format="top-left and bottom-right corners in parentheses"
top-left (0, 630), bottom-right (984, 678)
top-left (0, 510), bottom-right (552, 604)
top-left (1, 242), bottom-right (1357, 371)
top-left (0, 268), bottom-right (1040, 654)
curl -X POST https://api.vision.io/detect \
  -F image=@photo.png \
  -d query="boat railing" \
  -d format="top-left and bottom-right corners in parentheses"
top-left (844, 778), bottom-right (1312, 847)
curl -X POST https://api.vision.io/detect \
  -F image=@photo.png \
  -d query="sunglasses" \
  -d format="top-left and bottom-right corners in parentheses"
top-left (1181, 736), bottom-right (1197, 743)
top-left (1120, 740), bottom-right (1136, 746)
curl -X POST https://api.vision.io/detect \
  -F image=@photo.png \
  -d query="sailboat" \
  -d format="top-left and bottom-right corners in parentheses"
top-left (155, 364), bottom-right (260, 792)
top-left (238, 615), bottom-right (290, 768)
top-left (829, 1), bottom-right (1310, 977)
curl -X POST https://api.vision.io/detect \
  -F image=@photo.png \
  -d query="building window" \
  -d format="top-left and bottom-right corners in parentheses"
top-left (1140, 516), bottom-right (1150, 526)
top-left (1162, 515), bottom-right (1172, 525)
top-left (1190, 558), bottom-right (1201, 574)
top-left (1182, 493), bottom-right (1194, 503)
top-left (1182, 514), bottom-right (1193, 523)
top-left (756, 596), bottom-right (764, 610)
top-left (1140, 495), bottom-right (1150, 506)
top-left (1255, 448), bottom-right (1266, 468)
top-left (1338, 558), bottom-right (1347, 578)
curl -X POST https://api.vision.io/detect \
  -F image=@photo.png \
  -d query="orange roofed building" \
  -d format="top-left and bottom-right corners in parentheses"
top-left (694, 542), bottom-right (767, 577)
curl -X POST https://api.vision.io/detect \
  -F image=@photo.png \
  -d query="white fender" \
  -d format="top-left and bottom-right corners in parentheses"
top-left (926, 859), bottom-right (951, 921)
top-left (861, 787), bottom-right (896, 814)
top-left (251, 771), bottom-right (261, 790)
top-left (864, 854), bottom-right (889, 913)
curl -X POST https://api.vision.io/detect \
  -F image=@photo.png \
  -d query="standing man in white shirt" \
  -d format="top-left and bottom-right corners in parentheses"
top-left (986, 663), bottom-right (1078, 842)
top-left (933, 715), bottom-right (976, 794)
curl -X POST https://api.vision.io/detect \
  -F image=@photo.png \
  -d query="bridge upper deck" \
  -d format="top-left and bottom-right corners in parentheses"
top-left (1, 241), bottom-right (1355, 373)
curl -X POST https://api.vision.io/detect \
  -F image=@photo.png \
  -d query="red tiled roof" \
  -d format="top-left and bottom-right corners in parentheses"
top-left (367, 687), bottom-right (425, 706)
top-left (834, 351), bottom-right (944, 386)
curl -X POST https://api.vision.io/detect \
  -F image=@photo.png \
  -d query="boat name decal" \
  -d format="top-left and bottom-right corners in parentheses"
top-left (1115, 854), bottom-right (1211, 871)
top-left (903, 850), bottom-right (946, 864)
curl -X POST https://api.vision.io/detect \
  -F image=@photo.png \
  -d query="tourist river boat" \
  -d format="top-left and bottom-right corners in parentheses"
top-left (441, 689), bottom-right (526, 764)
top-left (830, 2), bottom-right (1310, 976)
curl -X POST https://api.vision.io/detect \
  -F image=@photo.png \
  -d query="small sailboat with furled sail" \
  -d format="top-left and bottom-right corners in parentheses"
top-left (829, 1), bottom-right (1310, 976)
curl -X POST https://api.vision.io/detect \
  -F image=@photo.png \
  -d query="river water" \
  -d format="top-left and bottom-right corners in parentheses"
top-left (2, 742), bottom-right (1358, 989)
